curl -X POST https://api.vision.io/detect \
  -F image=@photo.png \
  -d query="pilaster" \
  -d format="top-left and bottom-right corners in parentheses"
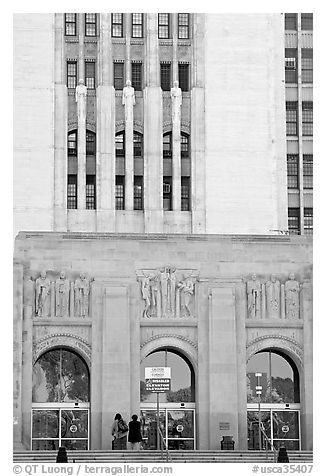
top-left (77, 14), bottom-right (86, 210)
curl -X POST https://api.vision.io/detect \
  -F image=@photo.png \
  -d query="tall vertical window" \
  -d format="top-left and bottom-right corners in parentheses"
top-left (65, 14), bottom-right (77, 36)
top-left (132, 13), bottom-right (143, 38)
top-left (181, 177), bottom-right (190, 211)
top-left (302, 102), bottom-right (313, 136)
top-left (85, 13), bottom-right (96, 36)
top-left (115, 176), bottom-right (125, 210)
top-left (67, 175), bottom-right (77, 209)
top-left (163, 133), bottom-right (172, 158)
top-left (163, 177), bottom-right (172, 211)
top-left (285, 48), bottom-right (297, 83)
top-left (288, 208), bottom-right (300, 235)
top-left (133, 132), bottom-right (143, 157)
top-left (158, 13), bottom-right (170, 39)
top-left (178, 14), bottom-right (190, 39)
top-left (303, 155), bottom-right (313, 189)
top-left (86, 175), bottom-right (96, 209)
top-left (301, 49), bottom-right (313, 83)
top-left (67, 61), bottom-right (77, 89)
top-left (287, 154), bottom-right (299, 189)
top-left (86, 131), bottom-right (96, 155)
top-left (301, 13), bottom-right (313, 30)
top-left (178, 63), bottom-right (190, 91)
top-left (304, 208), bottom-right (313, 235)
top-left (161, 63), bottom-right (171, 91)
top-left (284, 13), bottom-right (297, 30)
top-left (115, 133), bottom-right (125, 157)
top-left (114, 62), bottom-right (124, 90)
top-left (112, 13), bottom-right (123, 37)
top-left (181, 133), bottom-right (190, 158)
top-left (68, 131), bottom-right (77, 156)
top-left (286, 102), bottom-right (298, 136)
top-left (85, 61), bottom-right (95, 89)
top-left (134, 176), bottom-right (143, 210)
top-left (131, 62), bottom-right (142, 91)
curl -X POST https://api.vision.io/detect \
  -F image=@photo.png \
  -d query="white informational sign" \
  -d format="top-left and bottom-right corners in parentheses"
top-left (176, 424), bottom-right (184, 433)
top-left (145, 367), bottom-right (171, 379)
top-left (282, 425), bottom-right (290, 433)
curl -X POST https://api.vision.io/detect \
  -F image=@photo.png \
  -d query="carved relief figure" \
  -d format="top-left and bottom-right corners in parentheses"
top-left (122, 80), bottom-right (135, 122)
top-left (265, 274), bottom-right (281, 319)
top-left (178, 276), bottom-right (195, 317)
top-left (74, 273), bottom-right (90, 317)
top-left (55, 271), bottom-right (70, 318)
top-left (285, 273), bottom-right (300, 319)
top-left (160, 267), bottom-right (169, 316)
top-left (141, 276), bottom-right (151, 318)
top-left (247, 274), bottom-right (261, 319)
top-left (75, 79), bottom-right (87, 121)
top-left (171, 80), bottom-right (182, 122)
top-left (168, 267), bottom-right (177, 314)
top-left (35, 270), bottom-right (51, 317)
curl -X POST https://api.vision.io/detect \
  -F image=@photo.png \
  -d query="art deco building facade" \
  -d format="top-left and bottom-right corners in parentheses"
top-left (13, 13), bottom-right (313, 452)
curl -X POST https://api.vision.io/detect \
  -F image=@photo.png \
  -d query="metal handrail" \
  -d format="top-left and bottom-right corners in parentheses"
top-left (260, 423), bottom-right (278, 462)
top-left (157, 427), bottom-right (172, 463)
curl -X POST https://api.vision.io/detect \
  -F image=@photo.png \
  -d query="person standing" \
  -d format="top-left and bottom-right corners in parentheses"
top-left (128, 414), bottom-right (143, 450)
top-left (111, 413), bottom-right (128, 450)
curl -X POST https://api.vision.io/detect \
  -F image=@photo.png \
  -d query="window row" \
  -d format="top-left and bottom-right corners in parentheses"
top-left (67, 61), bottom-right (190, 92)
top-left (284, 13), bottom-right (313, 31)
top-left (285, 48), bottom-right (313, 84)
top-left (67, 175), bottom-right (96, 210)
top-left (288, 208), bottom-right (313, 235)
top-left (287, 155), bottom-right (313, 189)
top-left (286, 102), bottom-right (313, 136)
top-left (65, 13), bottom-right (191, 39)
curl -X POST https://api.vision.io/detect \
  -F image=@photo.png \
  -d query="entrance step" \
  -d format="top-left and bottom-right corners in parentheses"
top-left (13, 450), bottom-right (313, 464)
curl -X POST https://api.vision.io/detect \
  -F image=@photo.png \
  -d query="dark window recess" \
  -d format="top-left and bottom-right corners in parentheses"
top-left (287, 155), bottom-right (299, 189)
top-left (114, 62), bottom-right (124, 90)
top-left (181, 134), bottom-right (190, 158)
top-left (303, 155), bottom-right (313, 189)
top-left (85, 13), bottom-right (96, 36)
top-left (161, 63), bottom-right (171, 91)
top-left (285, 48), bottom-right (297, 83)
top-left (67, 175), bottom-right (77, 209)
top-left (65, 13), bottom-right (77, 36)
top-left (163, 133), bottom-right (172, 158)
top-left (115, 176), bottom-right (125, 210)
top-left (178, 13), bottom-right (189, 39)
top-left (304, 208), bottom-right (313, 235)
top-left (284, 13), bottom-right (297, 30)
top-left (163, 177), bottom-right (172, 211)
top-left (133, 133), bottom-right (143, 157)
top-left (115, 133), bottom-right (125, 157)
top-left (288, 208), bottom-right (300, 235)
top-left (134, 176), bottom-right (143, 210)
top-left (85, 61), bottom-right (95, 89)
top-left (112, 13), bottom-right (123, 37)
top-left (68, 131), bottom-right (77, 156)
top-left (67, 61), bottom-right (77, 89)
top-left (301, 13), bottom-right (313, 30)
top-left (132, 63), bottom-right (142, 91)
top-left (286, 102), bottom-right (298, 136)
top-left (181, 177), bottom-right (190, 211)
top-left (86, 175), bottom-right (96, 209)
top-left (302, 102), bottom-right (313, 136)
top-left (178, 63), bottom-right (190, 91)
top-left (86, 131), bottom-right (96, 155)
top-left (132, 13), bottom-right (143, 38)
top-left (158, 13), bottom-right (170, 39)
top-left (301, 49), bottom-right (313, 83)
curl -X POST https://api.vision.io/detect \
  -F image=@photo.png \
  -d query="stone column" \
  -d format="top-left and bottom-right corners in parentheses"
top-left (77, 14), bottom-right (86, 210)
top-left (171, 82), bottom-right (182, 211)
top-left (209, 286), bottom-right (239, 449)
top-left (96, 14), bottom-right (116, 231)
top-left (191, 13), bottom-right (206, 232)
top-left (130, 285), bottom-right (141, 417)
top-left (13, 263), bottom-right (24, 449)
top-left (144, 13), bottom-right (163, 232)
top-left (54, 13), bottom-right (68, 230)
top-left (302, 280), bottom-right (313, 450)
top-left (124, 85), bottom-right (135, 211)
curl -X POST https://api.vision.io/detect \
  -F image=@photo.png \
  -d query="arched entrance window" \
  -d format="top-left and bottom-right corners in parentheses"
top-left (140, 348), bottom-right (196, 450)
top-left (32, 348), bottom-right (90, 450)
top-left (247, 349), bottom-right (301, 451)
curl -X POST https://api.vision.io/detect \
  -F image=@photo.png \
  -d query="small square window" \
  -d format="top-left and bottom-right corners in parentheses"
top-left (85, 13), bottom-right (97, 36)
top-left (65, 13), bottom-right (77, 36)
top-left (132, 13), bottom-right (143, 38)
top-left (112, 13), bottom-right (123, 37)
top-left (158, 13), bottom-right (170, 39)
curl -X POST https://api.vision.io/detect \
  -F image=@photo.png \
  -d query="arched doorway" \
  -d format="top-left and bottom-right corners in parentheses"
top-left (247, 349), bottom-right (301, 450)
top-left (140, 348), bottom-right (196, 450)
top-left (32, 348), bottom-right (90, 450)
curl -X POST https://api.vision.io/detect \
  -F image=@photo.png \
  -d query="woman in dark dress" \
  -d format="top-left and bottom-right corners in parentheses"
top-left (128, 414), bottom-right (143, 450)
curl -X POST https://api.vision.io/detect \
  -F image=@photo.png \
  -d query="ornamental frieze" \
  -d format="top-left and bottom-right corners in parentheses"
top-left (136, 267), bottom-right (199, 319)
